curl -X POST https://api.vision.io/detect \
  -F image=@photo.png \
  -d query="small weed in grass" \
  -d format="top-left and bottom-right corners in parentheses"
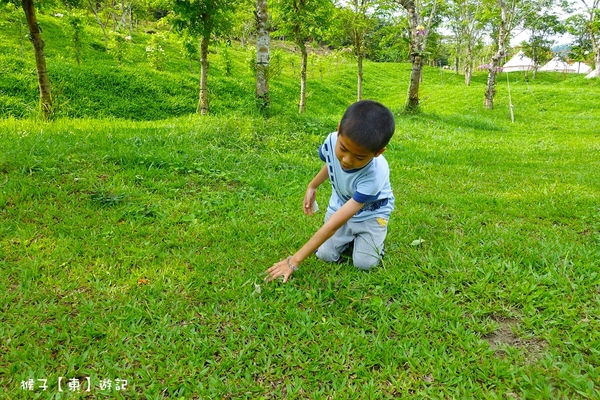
top-left (90, 190), bottom-right (126, 206)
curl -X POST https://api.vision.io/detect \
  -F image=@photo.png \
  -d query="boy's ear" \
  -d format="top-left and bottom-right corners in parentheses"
top-left (375, 147), bottom-right (386, 157)
top-left (337, 123), bottom-right (341, 132)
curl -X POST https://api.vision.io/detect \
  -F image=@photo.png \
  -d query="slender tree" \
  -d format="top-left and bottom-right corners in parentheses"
top-left (483, 0), bottom-right (520, 110)
top-left (521, 0), bottom-right (567, 79)
top-left (114, 0), bottom-right (134, 33)
top-left (171, 0), bottom-right (234, 115)
top-left (447, 2), bottom-right (464, 75)
top-left (340, 0), bottom-right (378, 101)
top-left (4, 2), bottom-right (27, 60)
top-left (579, 0), bottom-right (600, 77)
top-left (566, 13), bottom-right (594, 67)
top-left (22, 0), bottom-right (52, 118)
top-left (232, 0), bottom-right (255, 47)
top-left (256, 0), bottom-right (270, 108)
top-left (396, 0), bottom-right (439, 112)
top-left (67, 12), bottom-right (86, 65)
top-left (87, 0), bottom-right (111, 50)
top-left (272, 0), bottom-right (333, 113)
top-left (446, 0), bottom-right (487, 85)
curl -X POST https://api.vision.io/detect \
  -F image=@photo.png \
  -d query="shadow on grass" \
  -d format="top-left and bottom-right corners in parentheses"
top-left (408, 111), bottom-right (506, 133)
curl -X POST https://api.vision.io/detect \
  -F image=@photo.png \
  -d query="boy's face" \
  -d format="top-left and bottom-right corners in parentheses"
top-left (336, 133), bottom-right (385, 171)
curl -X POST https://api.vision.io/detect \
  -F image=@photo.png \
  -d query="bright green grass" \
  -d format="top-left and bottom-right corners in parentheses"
top-left (2, 8), bottom-right (600, 398)
top-left (0, 11), bottom-right (363, 120)
top-left (1, 70), bottom-right (599, 398)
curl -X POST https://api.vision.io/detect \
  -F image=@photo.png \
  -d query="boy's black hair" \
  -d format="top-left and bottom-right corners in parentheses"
top-left (338, 100), bottom-right (395, 154)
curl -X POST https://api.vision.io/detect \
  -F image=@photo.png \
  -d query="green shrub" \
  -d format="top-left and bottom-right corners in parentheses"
top-left (110, 31), bottom-right (130, 66)
top-left (66, 12), bottom-right (86, 64)
top-left (146, 34), bottom-right (166, 71)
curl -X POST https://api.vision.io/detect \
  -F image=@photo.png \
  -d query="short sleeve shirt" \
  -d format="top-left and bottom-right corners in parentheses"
top-left (318, 132), bottom-right (394, 222)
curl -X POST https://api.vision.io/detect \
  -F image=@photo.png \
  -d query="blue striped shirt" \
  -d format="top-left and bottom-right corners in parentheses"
top-left (318, 132), bottom-right (394, 221)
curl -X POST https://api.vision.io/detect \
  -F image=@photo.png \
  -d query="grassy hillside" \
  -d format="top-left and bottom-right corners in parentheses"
top-left (3, 9), bottom-right (597, 122)
top-left (1, 10), bottom-right (375, 120)
top-left (1, 6), bottom-right (600, 399)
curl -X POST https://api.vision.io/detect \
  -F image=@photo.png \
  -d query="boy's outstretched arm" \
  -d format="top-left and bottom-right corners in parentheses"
top-left (303, 164), bottom-right (329, 216)
top-left (265, 198), bottom-right (364, 283)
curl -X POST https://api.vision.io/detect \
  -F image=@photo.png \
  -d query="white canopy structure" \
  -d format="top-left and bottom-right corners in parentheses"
top-left (503, 50), bottom-right (535, 72)
top-left (585, 69), bottom-right (599, 79)
top-left (539, 57), bottom-right (571, 73)
top-left (570, 62), bottom-right (593, 74)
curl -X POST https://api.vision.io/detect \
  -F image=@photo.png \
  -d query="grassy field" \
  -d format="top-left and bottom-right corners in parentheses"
top-left (1, 9), bottom-right (600, 399)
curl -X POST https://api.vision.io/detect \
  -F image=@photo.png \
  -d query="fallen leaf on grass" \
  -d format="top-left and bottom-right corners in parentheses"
top-left (411, 238), bottom-right (425, 246)
top-left (137, 277), bottom-right (150, 285)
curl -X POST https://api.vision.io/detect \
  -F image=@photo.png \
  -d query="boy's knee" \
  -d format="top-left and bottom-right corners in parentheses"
top-left (353, 256), bottom-right (380, 271)
top-left (315, 249), bottom-right (339, 263)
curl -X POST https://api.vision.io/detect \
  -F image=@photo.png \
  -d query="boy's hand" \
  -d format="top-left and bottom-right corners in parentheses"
top-left (303, 187), bottom-right (317, 216)
top-left (265, 259), bottom-right (296, 283)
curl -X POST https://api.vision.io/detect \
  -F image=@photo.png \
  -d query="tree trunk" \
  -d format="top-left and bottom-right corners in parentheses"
top-left (484, 0), bottom-right (509, 109)
top-left (398, 0), bottom-right (435, 112)
top-left (357, 53), bottom-right (363, 101)
top-left (298, 41), bottom-right (307, 114)
top-left (255, 0), bottom-right (270, 108)
top-left (22, 0), bottom-right (52, 119)
top-left (198, 36), bottom-right (210, 115)
top-left (583, 0), bottom-right (600, 77)
top-left (402, 0), bottom-right (423, 111)
top-left (353, 24), bottom-right (364, 102)
top-left (88, 0), bottom-right (109, 50)
top-left (406, 55), bottom-right (422, 111)
top-left (15, 17), bottom-right (26, 60)
top-left (465, 43), bottom-right (473, 86)
top-left (483, 59), bottom-right (499, 109)
top-left (531, 31), bottom-right (538, 80)
top-left (590, 35), bottom-right (600, 78)
top-left (465, 64), bottom-right (472, 86)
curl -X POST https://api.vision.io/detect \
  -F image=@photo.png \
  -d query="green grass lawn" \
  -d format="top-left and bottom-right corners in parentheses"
top-left (1, 10), bottom-right (600, 398)
top-left (2, 76), bottom-right (599, 397)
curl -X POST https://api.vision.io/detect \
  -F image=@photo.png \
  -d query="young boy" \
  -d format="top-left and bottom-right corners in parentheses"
top-left (265, 100), bottom-right (395, 283)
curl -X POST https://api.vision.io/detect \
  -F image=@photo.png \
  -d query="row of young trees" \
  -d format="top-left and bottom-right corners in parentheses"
top-left (9, 0), bottom-right (600, 119)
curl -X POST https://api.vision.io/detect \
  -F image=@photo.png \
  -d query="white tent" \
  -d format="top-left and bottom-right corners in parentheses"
top-left (539, 57), bottom-right (571, 73)
top-left (570, 62), bottom-right (592, 74)
top-left (585, 69), bottom-right (599, 79)
top-left (503, 50), bottom-right (535, 72)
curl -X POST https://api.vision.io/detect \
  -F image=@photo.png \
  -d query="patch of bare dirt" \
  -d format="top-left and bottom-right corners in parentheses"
top-left (483, 317), bottom-right (547, 363)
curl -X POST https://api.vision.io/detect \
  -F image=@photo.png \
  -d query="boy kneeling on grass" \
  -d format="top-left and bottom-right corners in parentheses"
top-left (266, 100), bottom-right (395, 283)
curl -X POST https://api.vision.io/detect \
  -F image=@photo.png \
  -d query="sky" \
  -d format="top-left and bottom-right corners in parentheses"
top-left (510, 30), bottom-right (574, 47)
top-left (510, 2), bottom-right (579, 47)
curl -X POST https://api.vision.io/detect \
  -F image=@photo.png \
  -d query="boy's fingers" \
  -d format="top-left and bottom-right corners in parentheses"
top-left (304, 202), bottom-right (314, 215)
top-left (264, 263), bottom-right (293, 284)
top-left (265, 263), bottom-right (282, 281)
top-left (264, 270), bottom-right (278, 282)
